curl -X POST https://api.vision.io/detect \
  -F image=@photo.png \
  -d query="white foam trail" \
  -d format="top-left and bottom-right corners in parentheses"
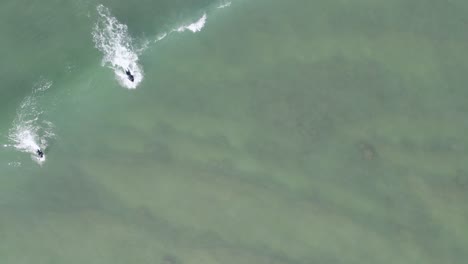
top-left (92, 4), bottom-right (144, 89)
top-left (176, 13), bottom-right (207, 33)
top-left (217, 1), bottom-right (232, 8)
top-left (6, 80), bottom-right (55, 165)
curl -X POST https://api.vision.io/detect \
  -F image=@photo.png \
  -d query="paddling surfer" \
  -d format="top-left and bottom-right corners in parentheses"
top-left (36, 149), bottom-right (44, 158)
top-left (125, 69), bottom-right (134, 82)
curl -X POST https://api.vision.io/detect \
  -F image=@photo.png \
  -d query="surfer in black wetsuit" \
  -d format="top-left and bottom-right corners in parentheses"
top-left (36, 149), bottom-right (44, 158)
top-left (125, 69), bottom-right (134, 82)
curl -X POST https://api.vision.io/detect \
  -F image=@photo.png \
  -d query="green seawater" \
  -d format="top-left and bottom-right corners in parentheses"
top-left (1, 0), bottom-right (468, 263)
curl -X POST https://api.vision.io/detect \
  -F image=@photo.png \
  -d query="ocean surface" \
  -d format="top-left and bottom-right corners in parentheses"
top-left (1, 0), bottom-right (468, 263)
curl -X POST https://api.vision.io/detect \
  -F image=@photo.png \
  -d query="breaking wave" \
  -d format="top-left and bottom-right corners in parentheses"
top-left (155, 13), bottom-right (208, 43)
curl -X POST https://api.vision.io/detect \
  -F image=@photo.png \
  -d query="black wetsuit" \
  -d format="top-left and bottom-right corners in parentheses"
top-left (37, 149), bottom-right (44, 158)
top-left (125, 69), bottom-right (135, 82)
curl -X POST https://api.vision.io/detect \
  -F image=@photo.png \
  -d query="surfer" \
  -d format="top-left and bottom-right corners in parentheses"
top-left (125, 69), bottom-right (134, 82)
top-left (36, 149), bottom-right (44, 158)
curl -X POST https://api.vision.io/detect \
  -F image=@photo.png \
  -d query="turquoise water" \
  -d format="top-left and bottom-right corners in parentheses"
top-left (1, 0), bottom-right (468, 263)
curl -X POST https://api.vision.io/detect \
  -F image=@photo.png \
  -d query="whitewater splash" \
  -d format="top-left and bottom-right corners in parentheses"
top-left (92, 5), bottom-right (144, 89)
top-left (6, 80), bottom-right (55, 165)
